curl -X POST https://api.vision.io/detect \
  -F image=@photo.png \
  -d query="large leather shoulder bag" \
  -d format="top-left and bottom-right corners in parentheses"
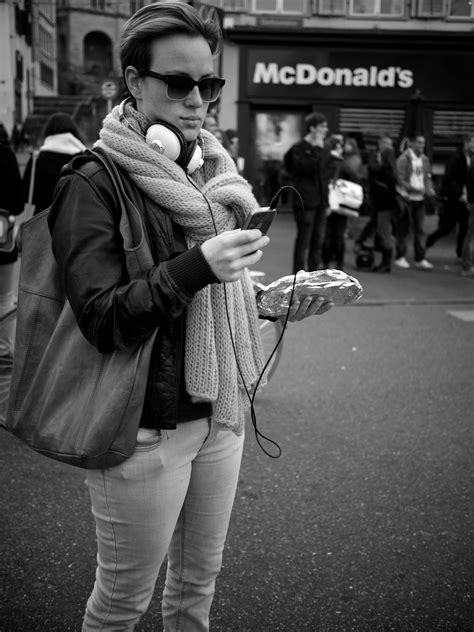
top-left (5, 149), bottom-right (157, 469)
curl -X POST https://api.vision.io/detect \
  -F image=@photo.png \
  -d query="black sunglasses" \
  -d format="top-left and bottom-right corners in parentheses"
top-left (140, 71), bottom-right (225, 103)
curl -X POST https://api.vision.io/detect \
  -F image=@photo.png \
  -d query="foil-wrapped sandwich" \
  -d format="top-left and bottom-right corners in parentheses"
top-left (257, 269), bottom-right (363, 317)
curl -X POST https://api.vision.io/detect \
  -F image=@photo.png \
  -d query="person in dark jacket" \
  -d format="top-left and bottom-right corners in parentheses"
top-left (0, 134), bottom-right (24, 357)
top-left (47, 3), bottom-right (334, 630)
top-left (426, 134), bottom-right (474, 260)
top-left (460, 155), bottom-right (474, 276)
top-left (284, 111), bottom-right (330, 273)
top-left (22, 113), bottom-right (86, 215)
top-left (367, 136), bottom-right (399, 272)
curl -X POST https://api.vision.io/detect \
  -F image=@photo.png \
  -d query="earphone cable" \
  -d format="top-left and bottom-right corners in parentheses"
top-left (185, 175), bottom-right (303, 458)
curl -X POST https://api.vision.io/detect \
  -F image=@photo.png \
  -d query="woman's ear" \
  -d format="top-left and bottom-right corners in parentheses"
top-left (124, 66), bottom-right (142, 100)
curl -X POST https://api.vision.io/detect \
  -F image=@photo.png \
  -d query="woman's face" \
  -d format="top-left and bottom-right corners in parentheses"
top-left (129, 34), bottom-right (214, 143)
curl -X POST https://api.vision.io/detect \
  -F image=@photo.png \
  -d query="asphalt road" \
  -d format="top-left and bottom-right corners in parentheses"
top-left (1, 213), bottom-right (473, 631)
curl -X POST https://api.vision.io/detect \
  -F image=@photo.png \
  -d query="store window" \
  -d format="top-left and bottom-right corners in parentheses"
top-left (448, 0), bottom-right (474, 17)
top-left (130, 0), bottom-right (145, 14)
top-left (433, 110), bottom-right (474, 152)
top-left (416, 0), bottom-right (445, 16)
top-left (84, 31), bottom-right (113, 77)
top-left (90, 0), bottom-right (106, 10)
top-left (39, 25), bottom-right (55, 58)
top-left (349, 0), bottom-right (404, 16)
top-left (251, 111), bottom-right (303, 205)
top-left (223, 0), bottom-right (247, 10)
top-left (251, 0), bottom-right (307, 14)
top-left (339, 107), bottom-right (404, 151)
top-left (317, 0), bottom-right (346, 14)
top-left (40, 62), bottom-right (54, 88)
top-left (39, 0), bottom-right (55, 21)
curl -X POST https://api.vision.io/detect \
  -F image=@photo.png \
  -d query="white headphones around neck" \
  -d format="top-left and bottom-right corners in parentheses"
top-left (118, 99), bottom-right (204, 174)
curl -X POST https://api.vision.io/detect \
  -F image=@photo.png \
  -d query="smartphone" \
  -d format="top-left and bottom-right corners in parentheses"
top-left (242, 207), bottom-right (277, 235)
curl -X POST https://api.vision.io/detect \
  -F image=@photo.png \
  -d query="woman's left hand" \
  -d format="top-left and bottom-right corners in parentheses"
top-left (282, 295), bottom-right (334, 322)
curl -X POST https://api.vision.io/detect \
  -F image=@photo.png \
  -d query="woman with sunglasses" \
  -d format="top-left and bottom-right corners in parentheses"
top-left (48, 2), bottom-right (332, 630)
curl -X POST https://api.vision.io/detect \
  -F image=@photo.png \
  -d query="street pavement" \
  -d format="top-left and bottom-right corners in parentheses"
top-left (1, 212), bottom-right (473, 631)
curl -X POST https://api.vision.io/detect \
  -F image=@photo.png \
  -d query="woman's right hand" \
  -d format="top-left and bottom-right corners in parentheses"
top-left (201, 229), bottom-right (270, 282)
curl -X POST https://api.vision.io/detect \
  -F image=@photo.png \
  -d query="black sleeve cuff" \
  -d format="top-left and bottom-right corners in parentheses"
top-left (164, 245), bottom-right (220, 296)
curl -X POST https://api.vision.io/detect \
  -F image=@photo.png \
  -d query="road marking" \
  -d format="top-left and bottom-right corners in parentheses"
top-left (447, 310), bottom-right (474, 321)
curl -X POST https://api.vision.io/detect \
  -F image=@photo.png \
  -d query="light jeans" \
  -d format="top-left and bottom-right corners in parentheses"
top-left (82, 418), bottom-right (244, 632)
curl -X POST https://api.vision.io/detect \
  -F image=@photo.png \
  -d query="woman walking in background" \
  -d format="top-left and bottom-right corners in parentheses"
top-left (22, 113), bottom-right (86, 215)
top-left (0, 125), bottom-right (24, 358)
top-left (323, 137), bottom-right (365, 270)
top-left (367, 135), bottom-right (399, 273)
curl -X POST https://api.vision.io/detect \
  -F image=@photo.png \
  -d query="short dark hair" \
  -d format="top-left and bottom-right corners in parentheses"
top-left (120, 1), bottom-right (222, 86)
top-left (304, 111), bottom-right (327, 133)
top-left (43, 113), bottom-right (82, 140)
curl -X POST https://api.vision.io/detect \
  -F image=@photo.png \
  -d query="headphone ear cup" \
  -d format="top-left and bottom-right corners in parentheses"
top-left (146, 123), bottom-right (183, 161)
top-left (145, 120), bottom-right (203, 173)
top-left (186, 143), bottom-right (203, 174)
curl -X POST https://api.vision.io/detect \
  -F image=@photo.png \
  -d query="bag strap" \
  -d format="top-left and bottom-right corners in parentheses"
top-left (85, 148), bottom-right (129, 216)
top-left (85, 147), bottom-right (154, 276)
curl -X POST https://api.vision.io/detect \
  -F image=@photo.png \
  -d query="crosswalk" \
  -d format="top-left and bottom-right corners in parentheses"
top-left (447, 310), bottom-right (474, 322)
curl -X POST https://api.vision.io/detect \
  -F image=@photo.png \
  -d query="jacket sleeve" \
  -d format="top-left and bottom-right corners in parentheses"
top-left (49, 168), bottom-right (216, 353)
top-left (442, 153), bottom-right (463, 199)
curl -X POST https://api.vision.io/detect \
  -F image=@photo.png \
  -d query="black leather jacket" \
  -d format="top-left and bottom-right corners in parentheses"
top-left (48, 153), bottom-right (217, 429)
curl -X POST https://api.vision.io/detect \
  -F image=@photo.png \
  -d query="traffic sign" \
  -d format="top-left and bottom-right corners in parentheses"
top-left (101, 80), bottom-right (118, 100)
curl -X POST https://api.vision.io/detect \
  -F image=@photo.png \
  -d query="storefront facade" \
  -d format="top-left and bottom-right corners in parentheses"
top-left (225, 29), bottom-right (474, 205)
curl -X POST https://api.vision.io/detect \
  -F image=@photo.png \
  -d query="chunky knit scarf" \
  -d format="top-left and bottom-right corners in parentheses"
top-left (95, 102), bottom-right (265, 433)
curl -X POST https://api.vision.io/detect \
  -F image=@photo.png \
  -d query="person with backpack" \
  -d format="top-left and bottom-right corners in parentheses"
top-left (284, 111), bottom-right (330, 273)
top-left (22, 113), bottom-right (86, 216)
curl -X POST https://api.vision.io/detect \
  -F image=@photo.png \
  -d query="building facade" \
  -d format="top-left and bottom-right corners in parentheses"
top-left (0, 0), bottom-right (58, 135)
top-left (56, 0), bottom-right (132, 96)
top-left (216, 0), bottom-right (474, 203)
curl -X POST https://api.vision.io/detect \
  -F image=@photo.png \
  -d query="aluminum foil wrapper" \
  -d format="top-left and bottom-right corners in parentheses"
top-left (257, 269), bottom-right (363, 317)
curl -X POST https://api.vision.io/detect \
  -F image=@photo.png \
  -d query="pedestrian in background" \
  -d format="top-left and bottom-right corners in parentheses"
top-left (284, 111), bottom-right (329, 273)
top-left (395, 134), bottom-right (435, 270)
top-left (211, 127), bottom-right (231, 152)
top-left (366, 135), bottom-right (399, 273)
top-left (0, 123), bottom-right (10, 146)
top-left (47, 3), bottom-right (334, 630)
top-left (426, 133), bottom-right (474, 262)
top-left (0, 128), bottom-right (24, 357)
top-left (11, 124), bottom-right (22, 153)
top-left (22, 113), bottom-right (86, 216)
top-left (339, 136), bottom-right (367, 232)
top-left (203, 111), bottom-right (218, 133)
top-left (225, 128), bottom-right (243, 173)
top-left (460, 153), bottom-right (474, 277)
top-left (322, 136), bottom-right (344, 269)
